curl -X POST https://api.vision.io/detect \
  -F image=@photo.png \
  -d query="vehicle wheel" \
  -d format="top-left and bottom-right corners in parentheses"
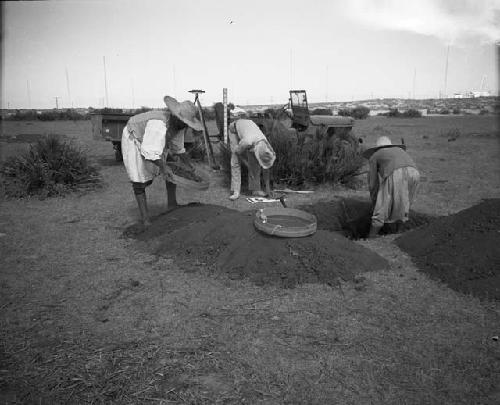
top-left (113, 142), bottom-right (123, 162)
top-left (115, 149), bottom-right (123, 162)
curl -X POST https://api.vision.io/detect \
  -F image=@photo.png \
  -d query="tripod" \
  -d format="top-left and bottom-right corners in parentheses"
top-left (189, 89), bottom-right (219, 170)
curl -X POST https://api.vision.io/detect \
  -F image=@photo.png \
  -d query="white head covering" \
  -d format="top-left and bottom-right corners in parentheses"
top-left (363, 135), bottom-right (406, 159)
top-left (254, 139), bottom-right (276, 169)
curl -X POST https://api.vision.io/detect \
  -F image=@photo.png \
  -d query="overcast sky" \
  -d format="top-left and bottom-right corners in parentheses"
top-left (1, 0), bottom-right (499, 109)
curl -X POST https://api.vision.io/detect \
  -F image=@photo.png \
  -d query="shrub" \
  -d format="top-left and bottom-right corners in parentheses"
top-left (0, 135), bottom-right (100, 198)
top-left (452, 108), bottom-right (461, 115)
top-left (38, 109), bottom-right (88, 121)
top-left (439, 108), bottom-right (450, 115)
top-left (403, 108), bottom-right (422, 118)
top-left (351, 105), bottom-right (370, 119)
top-left (379, 108), bottom-right (421, 118)
top-left (8, 110), bottom-right (38, 120)
top-left (338, 106), bottom-right (370, 119)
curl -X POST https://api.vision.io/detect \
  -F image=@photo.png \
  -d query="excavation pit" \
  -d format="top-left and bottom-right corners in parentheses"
top-left (298, 198), bottom-right (435, 240)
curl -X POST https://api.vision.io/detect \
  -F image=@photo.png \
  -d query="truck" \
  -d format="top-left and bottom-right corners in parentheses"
top-left (288, 90), bottom-right (354, 136)
top-left (248, 90), bottom-right (357, 143)
top-left (91, 112), bottom-right (131, 162)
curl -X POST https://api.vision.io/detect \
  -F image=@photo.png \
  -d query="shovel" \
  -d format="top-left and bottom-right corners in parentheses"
top-left (273, 188), bottom-right (313, 194)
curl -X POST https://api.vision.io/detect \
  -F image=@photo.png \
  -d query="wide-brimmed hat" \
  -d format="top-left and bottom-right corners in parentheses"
top-left (164, 96), bottom-right (203, 132)
top-left (254, 138), bottom-right (276, 169)
top-left (362, 135), bottom-right (406, 159)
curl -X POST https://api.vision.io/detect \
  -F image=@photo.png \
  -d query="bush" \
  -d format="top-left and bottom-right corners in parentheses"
top-left (338, 108), bottom-right (352, 117)
top-left (38, 109), bottom-right (88, 121)
top-left (337, 106), bottom-right (370, 119)
top-left (0, 135), bottom-right (100, 198)
top-left (6, 109), bottom-right (89, 121)
top-left (379, 108), bottom-right (421, 118)
top-left (439, 108), bottom-right (450, 115)
top-left (403, 109), bottom-right (422, 118)
top-left (8, 110), bottom-right (39, 120)
top-left (351, 105), bottom-right (370, 119)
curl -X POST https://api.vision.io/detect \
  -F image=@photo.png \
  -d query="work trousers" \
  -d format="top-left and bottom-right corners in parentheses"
top-left (231, 150), bottom-right (267, 194)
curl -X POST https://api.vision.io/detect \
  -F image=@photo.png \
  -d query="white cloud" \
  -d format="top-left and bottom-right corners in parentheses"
top-left (343, 0), bottom-right (500, 44)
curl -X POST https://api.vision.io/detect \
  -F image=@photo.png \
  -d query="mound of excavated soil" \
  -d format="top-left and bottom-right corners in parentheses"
top-left (396, 199), bottom-right (500, 301)
top-left (129, 203), bottom-right (388, 288)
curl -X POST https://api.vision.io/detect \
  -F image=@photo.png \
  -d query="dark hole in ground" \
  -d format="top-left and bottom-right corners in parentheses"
top-left (124, 203), bottom-right (389, 288)
top-left (298, 198), bottom-right (436, 240)
top-left (396, 198), bottom-right (500, 301)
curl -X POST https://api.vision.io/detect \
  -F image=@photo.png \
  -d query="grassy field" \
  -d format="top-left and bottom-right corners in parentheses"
top-left (0, 115), bottom-right (499, 404)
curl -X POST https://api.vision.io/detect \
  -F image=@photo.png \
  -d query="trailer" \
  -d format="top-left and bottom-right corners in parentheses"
top-left (91, 112), bottom-right (131, 162)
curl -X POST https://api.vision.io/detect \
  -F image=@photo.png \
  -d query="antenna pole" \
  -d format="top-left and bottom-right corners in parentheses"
top-left (103, 56), bottom-right (109, 107)
top-left (412, 68), bottom-right (416, 99)
top-left (131, 78), bottom-right (135, 108)
top-left (443, 45), bottom-right (450, 98)
top-left (27, 80), bottom-right (32, 109)
top-left (65, 67), bottom-right (72, 108)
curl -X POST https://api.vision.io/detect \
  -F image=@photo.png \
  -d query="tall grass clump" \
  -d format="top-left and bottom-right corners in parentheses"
top-left (220, 119), bottom-right (364, 188)
top-left (0, 135), bottom-right (100, 199)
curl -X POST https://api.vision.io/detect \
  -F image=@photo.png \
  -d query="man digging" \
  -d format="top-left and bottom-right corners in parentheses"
top-left (121, 95), bottom-right (204, 227)
top-left (363, 132), bottom-right (420, 238)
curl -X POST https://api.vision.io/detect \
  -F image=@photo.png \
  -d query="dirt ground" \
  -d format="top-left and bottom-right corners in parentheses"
top-left (1, 116), bottom-right (500, 404)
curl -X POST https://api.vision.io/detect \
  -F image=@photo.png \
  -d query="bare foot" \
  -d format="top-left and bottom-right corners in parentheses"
top-left (166, 204), bottom-right (181, 212)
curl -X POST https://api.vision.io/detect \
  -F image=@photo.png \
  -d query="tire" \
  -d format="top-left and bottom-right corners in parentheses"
top-left (113, 142), bottom-right (123, 162)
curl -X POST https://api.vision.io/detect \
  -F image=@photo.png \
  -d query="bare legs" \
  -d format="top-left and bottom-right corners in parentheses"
top-left (134, 192), bottom-right (152, 227)
top-left (132, 180), bottom-right (178, 227)
top-left (368, 224), bottom-right (382, 238)
top-left (166, 180), bottom-right (178, 211)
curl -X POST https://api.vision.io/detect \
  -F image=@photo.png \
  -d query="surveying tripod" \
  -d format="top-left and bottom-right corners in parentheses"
top-left (189, 89), bottom-right (219, 170)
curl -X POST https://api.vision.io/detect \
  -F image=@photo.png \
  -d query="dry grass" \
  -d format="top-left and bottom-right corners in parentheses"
top-left (1, 116), bottom-right (499, 404)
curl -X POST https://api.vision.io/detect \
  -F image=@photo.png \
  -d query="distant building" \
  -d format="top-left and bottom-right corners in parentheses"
top-left (472, 91), bottom-right (491, 98)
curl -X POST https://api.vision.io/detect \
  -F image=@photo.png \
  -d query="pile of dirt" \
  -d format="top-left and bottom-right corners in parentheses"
top-left (129, 203), bottom-right (388, 288)
top-left (396, 199), bottom-right (500, 301)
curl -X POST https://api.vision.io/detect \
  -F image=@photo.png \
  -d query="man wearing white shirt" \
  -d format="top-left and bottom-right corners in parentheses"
top-left (121, 96), bottom-right (203, 227)
top-left (228, 119), bottom-right (276, 200)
